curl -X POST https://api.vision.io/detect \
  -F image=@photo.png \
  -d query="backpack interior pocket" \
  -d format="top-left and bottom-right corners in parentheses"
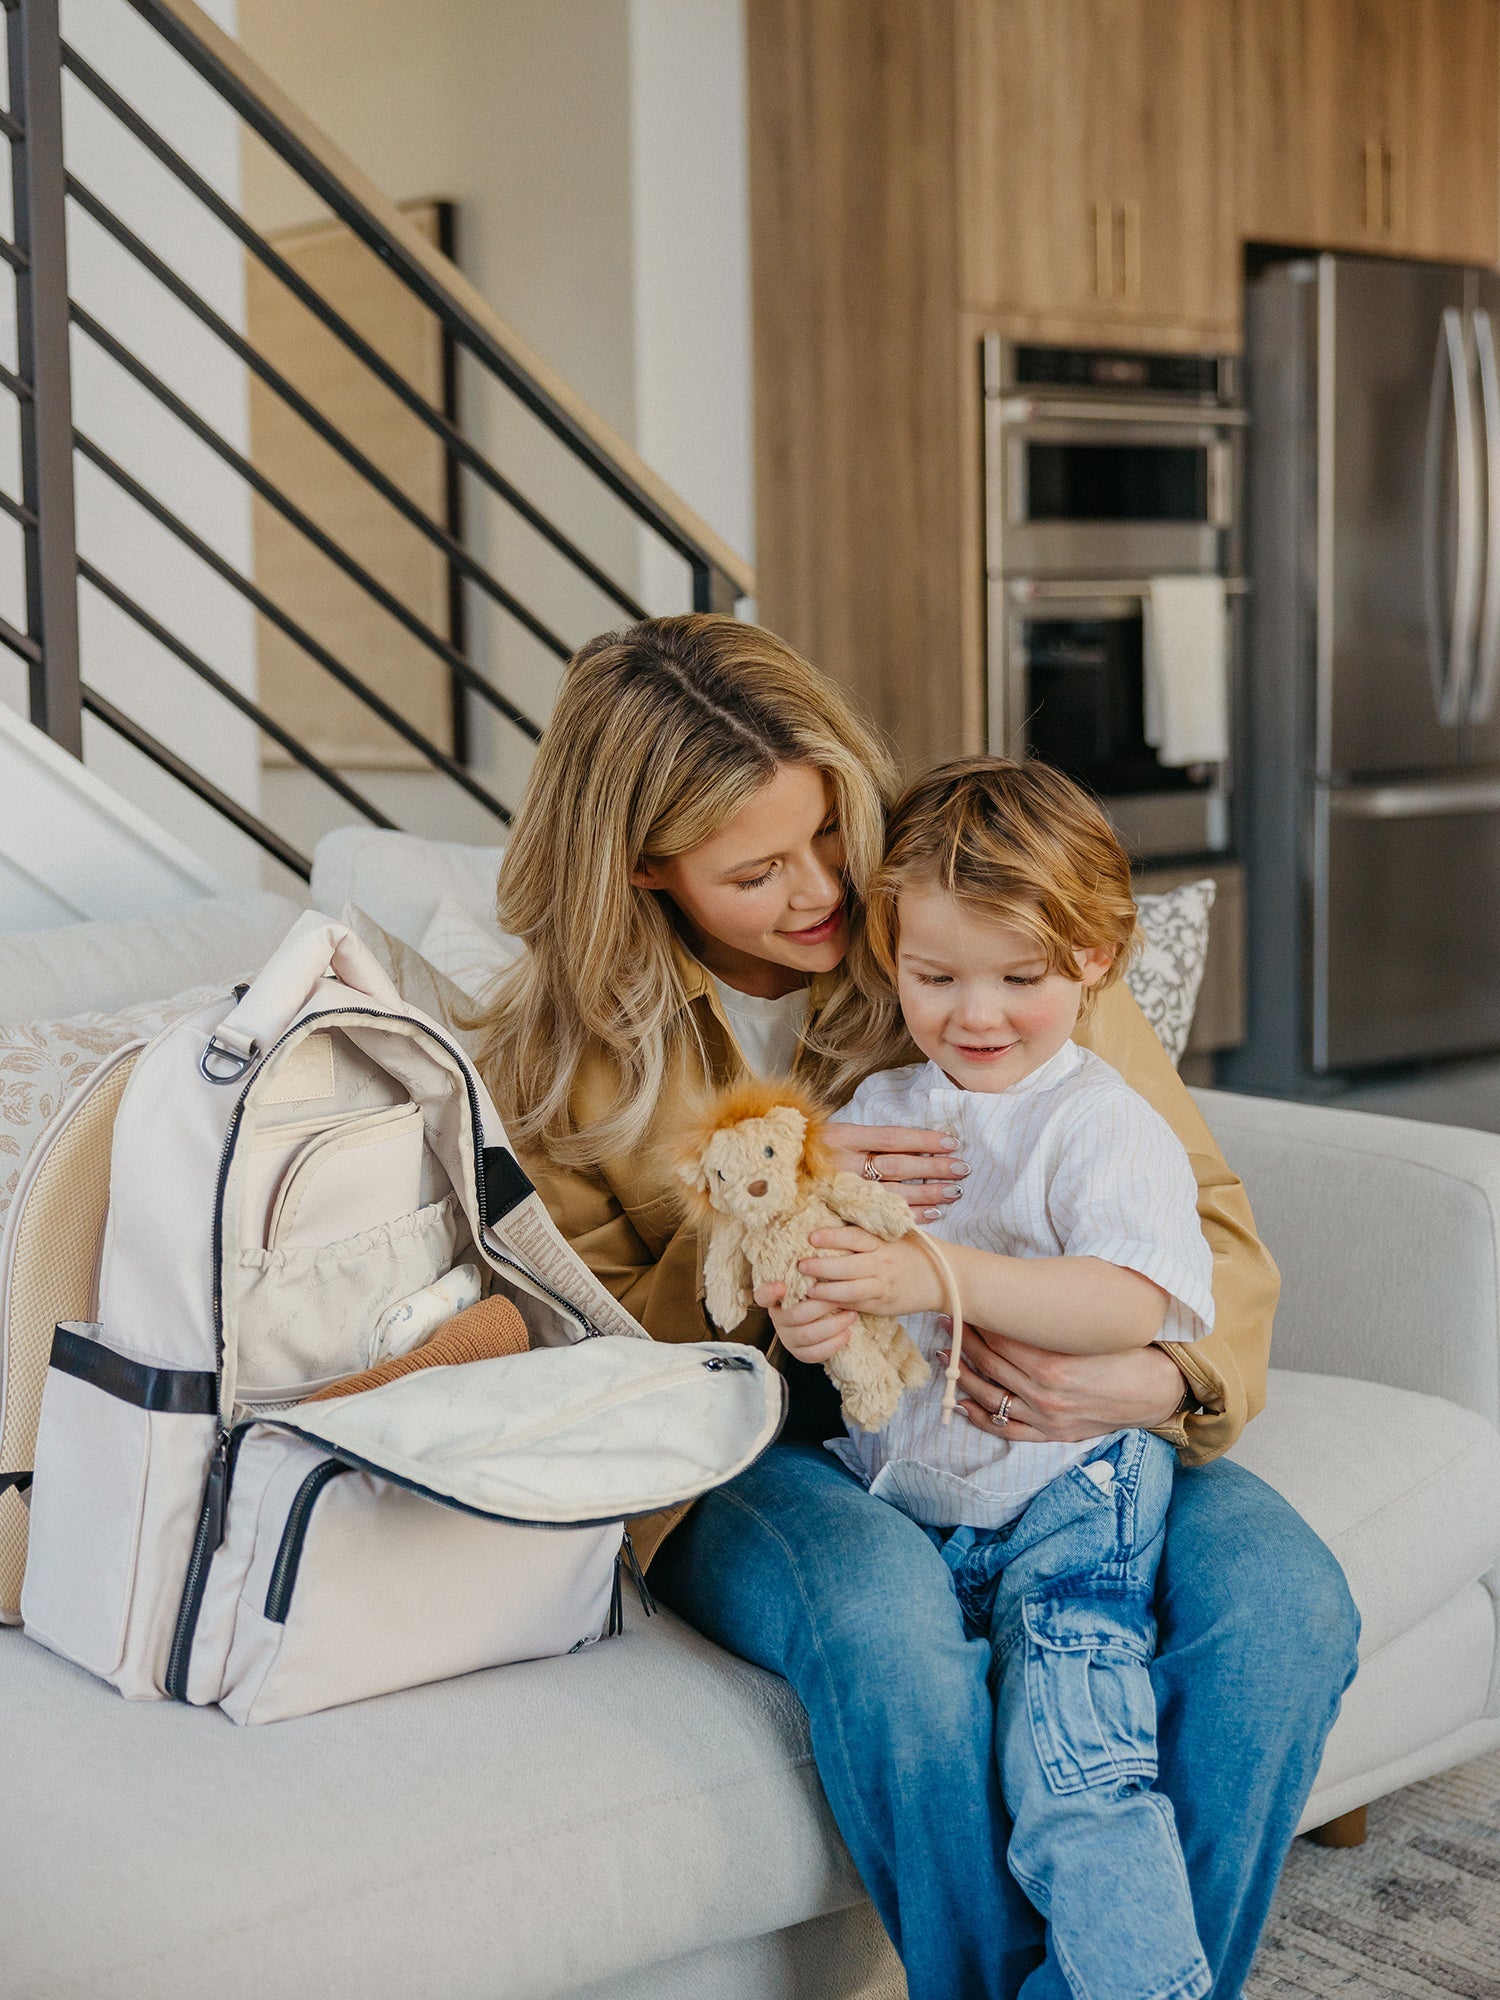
top-left (235, 1195), bottom-right (464, 1404)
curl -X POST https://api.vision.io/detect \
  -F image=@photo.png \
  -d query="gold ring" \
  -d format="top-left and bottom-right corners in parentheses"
top-left (862, 1153), bottom-right (882, 1183)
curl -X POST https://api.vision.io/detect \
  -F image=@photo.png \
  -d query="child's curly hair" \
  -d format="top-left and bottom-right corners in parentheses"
top-left (857, 757), bottom-right (1139, 1018)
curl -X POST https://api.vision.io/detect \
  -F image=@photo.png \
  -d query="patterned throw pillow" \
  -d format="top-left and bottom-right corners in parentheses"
top-left (0, 984), bottom-right (228, 1236)
top-left (1125, 880), bottom-right (1216, 1068)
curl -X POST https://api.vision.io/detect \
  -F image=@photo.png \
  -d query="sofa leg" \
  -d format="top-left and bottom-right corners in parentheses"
top-left (1306, 1805), bottom-right (1368, 1848)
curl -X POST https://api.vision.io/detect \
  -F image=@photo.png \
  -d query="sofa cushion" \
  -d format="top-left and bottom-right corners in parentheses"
top-left (420, 891), bottom-right (521, 999)
top-left (0, 1609), bottom-right (863, 2000)
top-left (1228, 1368), bottom-right (1500, 1659)
top-left (311, 828), bottom-right (506, 950)
top-left (0, 891), bottom-right (301, 1023)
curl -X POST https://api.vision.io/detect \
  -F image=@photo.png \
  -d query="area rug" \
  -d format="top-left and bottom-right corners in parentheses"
top-left (1248, 1753), bottom-right (1500, 1997)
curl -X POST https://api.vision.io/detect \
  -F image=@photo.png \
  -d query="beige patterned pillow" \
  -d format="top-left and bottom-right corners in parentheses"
top-left (0, 984), bottom-right (228, 1237)
top-left (1125, 880), bottom-right (1216, 1068)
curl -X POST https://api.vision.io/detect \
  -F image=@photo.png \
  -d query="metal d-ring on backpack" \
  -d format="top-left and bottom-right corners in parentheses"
top-left (15, 913), bottom-right (784, 1725)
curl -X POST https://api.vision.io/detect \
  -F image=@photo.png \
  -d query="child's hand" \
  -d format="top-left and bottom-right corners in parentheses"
top-left (752, 1280), bottom-right (857, 1363)
top-left (799, 1227), bottom-right (942, 1320)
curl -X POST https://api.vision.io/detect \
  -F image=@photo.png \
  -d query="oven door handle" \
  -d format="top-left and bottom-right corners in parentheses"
top-left (997, 395), bottom-right (1248, 428)
top-left (1008, 578), bottom-right (1249, 603)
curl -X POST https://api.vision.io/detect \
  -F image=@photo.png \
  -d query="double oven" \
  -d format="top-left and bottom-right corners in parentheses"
top-left (983, 338), bottom-right (1246, 862)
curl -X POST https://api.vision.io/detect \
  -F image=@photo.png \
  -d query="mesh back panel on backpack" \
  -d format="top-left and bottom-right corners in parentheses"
top-left (0, 1054), bottom-right (136, 1618)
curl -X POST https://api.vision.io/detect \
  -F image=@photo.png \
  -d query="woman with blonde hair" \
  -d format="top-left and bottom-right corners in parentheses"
top-left (477, 614), bottom-right (1357, 2000)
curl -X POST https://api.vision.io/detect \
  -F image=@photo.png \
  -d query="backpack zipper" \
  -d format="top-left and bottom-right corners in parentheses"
top-left (164, 1421), bottom-right (250, 1701)
top-left (265, 1470), bottom-right (653, 1635)
top-left (421, 1351), bottom-right (757, 1463)
top-left (266, 1352), bottom-right (781, 1531)
top-left (263, 1458), bottom-right (353, 1623)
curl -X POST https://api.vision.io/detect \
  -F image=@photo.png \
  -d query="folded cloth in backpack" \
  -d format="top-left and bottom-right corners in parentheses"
top-left (303, 1292), bottom-right (530, 1402)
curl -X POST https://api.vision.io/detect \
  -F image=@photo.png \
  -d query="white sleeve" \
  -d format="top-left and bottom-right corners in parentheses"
top-left (832, 1072), bottom-right (908, 1127)
top-left (835, 1077), bottom-right (882, 1125)
top-left (1046, 1089), bottom-right (1216, 1342)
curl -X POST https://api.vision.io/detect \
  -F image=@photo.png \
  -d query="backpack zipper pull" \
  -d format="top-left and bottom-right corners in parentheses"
top-left (202, 1428), bottom-right (231, 1552)
top-left (621, 1528), bottom-right (656, 1618)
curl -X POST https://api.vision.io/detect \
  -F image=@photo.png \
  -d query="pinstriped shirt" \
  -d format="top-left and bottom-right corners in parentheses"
top-left (828, 1040), bottom-right (1215, 1529)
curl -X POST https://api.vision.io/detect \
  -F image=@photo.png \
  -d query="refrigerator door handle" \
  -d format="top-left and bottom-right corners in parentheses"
top-left (1473, 307), bottom-right (1500, 725)
top-left (1328, 774), bottom-right (1500, 819)
top-left (1423, 306), bottom-right (1481, 727)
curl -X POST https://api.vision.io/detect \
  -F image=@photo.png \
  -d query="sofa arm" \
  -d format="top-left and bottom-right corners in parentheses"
top-left (1193, 1088), bottom-right (1500, 1427)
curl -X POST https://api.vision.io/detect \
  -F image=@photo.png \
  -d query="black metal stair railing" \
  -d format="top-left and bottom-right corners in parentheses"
top-left (0, 0), bottom-right (751, 881)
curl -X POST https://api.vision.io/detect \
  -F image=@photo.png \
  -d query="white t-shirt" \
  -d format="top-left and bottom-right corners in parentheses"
top-left (829, 1040), bottom-right (1214, 1529)
top-left (709, 974), bottom-right (810, 1079)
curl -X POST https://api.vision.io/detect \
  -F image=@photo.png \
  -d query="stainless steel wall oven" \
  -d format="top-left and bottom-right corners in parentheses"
top-left (983, 338), bottom-right (1245, 863)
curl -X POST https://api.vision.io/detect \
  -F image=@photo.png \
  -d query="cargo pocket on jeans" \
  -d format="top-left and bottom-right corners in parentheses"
top-left (1021, 1585), bottom-right (1159, 1797)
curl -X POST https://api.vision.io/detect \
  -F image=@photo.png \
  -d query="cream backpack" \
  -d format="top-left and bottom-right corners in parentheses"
top-left (4, 913), bottom-right (783, 1724)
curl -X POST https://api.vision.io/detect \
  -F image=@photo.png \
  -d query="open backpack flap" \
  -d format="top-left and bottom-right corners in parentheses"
top-left (18, 912), bottom-right (785, 1724)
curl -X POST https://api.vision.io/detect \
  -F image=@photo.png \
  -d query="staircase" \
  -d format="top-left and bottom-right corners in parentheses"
top-left (0, 0), bottom-right (753, 903)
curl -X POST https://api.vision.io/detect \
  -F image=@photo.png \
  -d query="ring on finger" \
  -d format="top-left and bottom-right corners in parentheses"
top-left (862, 1152), bottom-right (883, 1183)
top-left (996, 1392), bottom-right (1013, 1426)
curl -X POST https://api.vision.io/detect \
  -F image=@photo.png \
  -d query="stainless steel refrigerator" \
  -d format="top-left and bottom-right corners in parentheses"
top-left (1224, 254), bottom-right (1500, 1097)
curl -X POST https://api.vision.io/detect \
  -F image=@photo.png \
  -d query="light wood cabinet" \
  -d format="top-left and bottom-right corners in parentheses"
top-left (748, 0), bottom-right (967, 771)
top-left (1237, 0), bottom-right (1499, 265)
top-left (958, 0), bottom-right (1236, 343)
top-left (748, 0), bottom-right (1500, 788)
top-left (1404, 0), bottom-right (1500, 264)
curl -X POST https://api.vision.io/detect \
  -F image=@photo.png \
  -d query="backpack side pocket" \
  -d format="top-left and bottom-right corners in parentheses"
top-left (20, 1323), bottom-right (218, 1696)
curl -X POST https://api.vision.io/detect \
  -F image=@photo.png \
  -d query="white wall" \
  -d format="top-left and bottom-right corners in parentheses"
top-left (0, 0), bottom-right (262, 892)
top-left (628, 0), bottom-right (754, 611)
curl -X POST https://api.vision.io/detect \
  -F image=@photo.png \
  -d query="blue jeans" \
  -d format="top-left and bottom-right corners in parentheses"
top-left (650, 1381), bottom-right (1358, 2000)
top-left (938, 1430), bottom-right (1207, 2000)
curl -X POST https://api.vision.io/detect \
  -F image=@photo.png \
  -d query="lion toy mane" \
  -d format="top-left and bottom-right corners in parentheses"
top-left (675, 1078), bottom-right (963, 1434)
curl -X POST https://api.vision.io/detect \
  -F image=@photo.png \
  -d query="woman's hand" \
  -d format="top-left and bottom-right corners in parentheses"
top-left (824, 1122), bottom-right (968, 1221)
top-left (752, 1280), bottom-right (857, 1363)
top-left (935, 1319), bottom-right (1189, 1442)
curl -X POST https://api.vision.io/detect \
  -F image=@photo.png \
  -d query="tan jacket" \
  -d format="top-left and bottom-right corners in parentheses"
top-left (515, 947), bottom-right (1278, 1559)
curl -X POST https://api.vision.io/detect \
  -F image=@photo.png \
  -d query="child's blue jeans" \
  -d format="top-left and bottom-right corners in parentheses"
top-left (936, 1428), bottom-right (1209, 2000)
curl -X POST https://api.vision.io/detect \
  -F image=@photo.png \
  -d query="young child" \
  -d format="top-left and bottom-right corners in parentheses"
top-left (789, 755), bottom-right (1214, 2000)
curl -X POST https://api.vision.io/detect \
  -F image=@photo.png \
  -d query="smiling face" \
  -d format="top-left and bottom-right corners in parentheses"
top-left (895, 884), bottom-right (1113, 1093)
top-left (631, 762), bottom-right (848, 998)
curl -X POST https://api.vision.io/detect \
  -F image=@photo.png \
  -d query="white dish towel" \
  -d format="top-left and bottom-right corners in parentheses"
top-left (1144, 576), bottom-right (1229, 767)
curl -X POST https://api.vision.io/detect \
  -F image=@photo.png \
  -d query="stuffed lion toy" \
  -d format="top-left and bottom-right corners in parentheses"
top-left (676, 1078), bottom-right (963, 1434)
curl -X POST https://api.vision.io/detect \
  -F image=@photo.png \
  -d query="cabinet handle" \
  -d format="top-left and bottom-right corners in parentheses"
top-left (1092, 200), bottom-right (1113, 297)
top-left (1364, 138), bottom-right (1382, 233)
top-left (1119, 202), bottom-right (1141, 302)
top-left (1383, 142), bottom-right (1403, 236)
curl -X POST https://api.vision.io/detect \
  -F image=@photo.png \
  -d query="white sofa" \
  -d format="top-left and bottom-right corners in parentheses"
top-left (3, 878), bottom-right (1500, 2000)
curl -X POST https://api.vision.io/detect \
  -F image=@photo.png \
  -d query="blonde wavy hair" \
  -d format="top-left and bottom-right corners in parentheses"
top-left (474, 615), bottom-right (899, 1166)
top-left (833, 757), bottom-right (1140, 1080)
